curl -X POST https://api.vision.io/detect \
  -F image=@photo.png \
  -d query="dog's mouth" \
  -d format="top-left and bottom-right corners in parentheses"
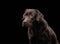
top-left (22, 22), bottom-right (32, 27)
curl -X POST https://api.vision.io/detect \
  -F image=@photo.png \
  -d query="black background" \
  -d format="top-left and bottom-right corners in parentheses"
top-left (0, 0), bottom-right (60, 43)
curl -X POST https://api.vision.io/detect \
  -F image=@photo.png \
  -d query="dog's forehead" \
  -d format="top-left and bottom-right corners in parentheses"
top-left (23, 9), bottom-right (37, 16)
top-left (25, 9), bottom-right (36, 13)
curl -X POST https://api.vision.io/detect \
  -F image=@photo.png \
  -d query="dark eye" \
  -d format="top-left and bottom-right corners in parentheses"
top-left (25, 14), bottom-right (28, 15)
top-left (31, 14), bottom-right (33, 16)
top-left (25, 13), bottom-right (28, 16)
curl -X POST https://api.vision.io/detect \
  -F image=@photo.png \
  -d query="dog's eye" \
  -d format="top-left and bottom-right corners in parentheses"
top-left (25, 13), bottom-right (28, 16)
top-left (30, 14), bottom-right (34, 18)
top-left (25, 14), bottom-right (28, 15)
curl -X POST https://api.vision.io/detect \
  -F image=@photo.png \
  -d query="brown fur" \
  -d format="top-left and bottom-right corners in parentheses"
top-left (22, 9), bottom-right (59, 44)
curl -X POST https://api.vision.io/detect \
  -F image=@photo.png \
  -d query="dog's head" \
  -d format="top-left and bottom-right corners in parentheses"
top-left (22, 9), bottom-right (44, 27)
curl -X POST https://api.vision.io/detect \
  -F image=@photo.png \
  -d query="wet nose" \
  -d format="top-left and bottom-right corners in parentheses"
top-left (22, 21), bottom-right (28, 27)
top-left (24, 22), bottom-right (28, 25)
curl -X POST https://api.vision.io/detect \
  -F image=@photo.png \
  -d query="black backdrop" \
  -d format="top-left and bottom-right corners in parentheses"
top-left (0, 0), bottom-right (60, 43)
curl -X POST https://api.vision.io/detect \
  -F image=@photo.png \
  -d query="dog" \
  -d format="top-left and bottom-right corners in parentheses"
top-left (22, 9), bottom-right (59, 44)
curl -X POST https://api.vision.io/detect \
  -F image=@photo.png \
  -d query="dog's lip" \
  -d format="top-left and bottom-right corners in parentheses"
top-left (22, 22), bottom-right (31, 27)
top-left (24, 23), bottom-right (28, 27)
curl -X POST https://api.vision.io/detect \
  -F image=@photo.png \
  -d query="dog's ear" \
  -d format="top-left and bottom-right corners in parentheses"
top-left (35, 9), bottom-right (44, 22)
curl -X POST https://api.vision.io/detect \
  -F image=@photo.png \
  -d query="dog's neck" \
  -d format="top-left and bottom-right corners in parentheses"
top-left (33, 18), bottom-right (48, 30)
top-left (28, 18), bottom-right (48, 36)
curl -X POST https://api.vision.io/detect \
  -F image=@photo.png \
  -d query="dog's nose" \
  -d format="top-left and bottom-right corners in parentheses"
top-left (22, 22), bottom-right (28, 27)
top-left (24, 22), bottom-right (28, 25)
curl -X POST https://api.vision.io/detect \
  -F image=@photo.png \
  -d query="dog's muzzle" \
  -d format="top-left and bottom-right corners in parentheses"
top-left (22, 16), bottom-right (33, 27)
top-left (22, 20), bottom-right (32, 27)
top-left (22, 22), bottom-right (29, 27)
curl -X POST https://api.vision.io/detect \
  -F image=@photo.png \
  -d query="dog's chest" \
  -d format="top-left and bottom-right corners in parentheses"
top-left (28, 29), bottom-right (50, 44)
top-left (28, 28), bottom-right (33, 40)
top-left (36, 30), bottom-right (51, 44)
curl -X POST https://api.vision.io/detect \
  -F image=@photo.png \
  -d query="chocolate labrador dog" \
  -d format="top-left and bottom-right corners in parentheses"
top-left (22, 9), bottom-right (59, 44)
